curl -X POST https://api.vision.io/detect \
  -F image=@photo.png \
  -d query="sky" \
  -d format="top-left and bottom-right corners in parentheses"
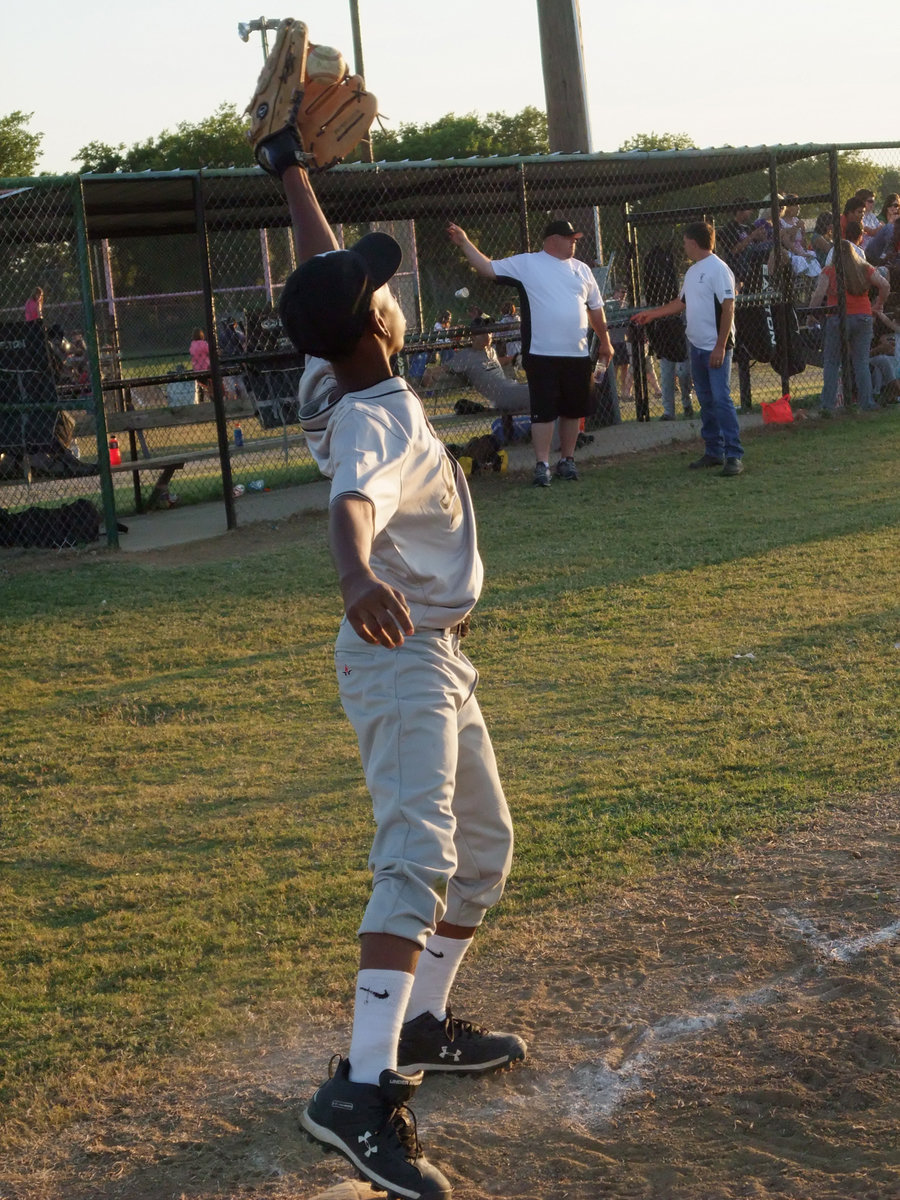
top-left (2, 0), bottom-right (895, 175)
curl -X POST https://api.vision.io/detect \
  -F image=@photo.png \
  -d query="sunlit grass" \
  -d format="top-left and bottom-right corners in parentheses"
top-left (1, 410), bottom-right (898, 1138)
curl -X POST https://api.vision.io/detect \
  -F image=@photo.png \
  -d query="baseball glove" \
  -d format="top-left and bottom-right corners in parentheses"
top-left (297, 75), bottom-right (379, 171)
top-left (245, 18), bottom-right (378, 175)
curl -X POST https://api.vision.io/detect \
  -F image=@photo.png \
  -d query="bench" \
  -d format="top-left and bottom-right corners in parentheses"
top-left (92, 397), bottom-right (246, 511)
top-left (105, 399), bottom-right (312, 511)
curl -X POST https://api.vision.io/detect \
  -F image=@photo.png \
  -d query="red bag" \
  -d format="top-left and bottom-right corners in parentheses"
top-left (762, 393), bottom-right (794, 424)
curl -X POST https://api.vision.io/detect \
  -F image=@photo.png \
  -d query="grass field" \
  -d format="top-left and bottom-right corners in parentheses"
top-left (1, 410), bottom-right (898, 1153)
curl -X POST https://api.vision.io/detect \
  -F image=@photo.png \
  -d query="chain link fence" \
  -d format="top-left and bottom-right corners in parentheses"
top-left (2, 143), bottom-right (899, 546)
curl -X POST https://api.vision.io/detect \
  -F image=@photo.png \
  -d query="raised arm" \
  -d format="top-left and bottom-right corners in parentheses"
top-left (283, 165), bottom-right (340, 261)
top-left (447, 223), bottom-right (497, 278)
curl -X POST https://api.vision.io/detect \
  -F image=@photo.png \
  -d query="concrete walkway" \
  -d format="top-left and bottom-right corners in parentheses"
top-left (117, 411), bottom-right (764, 553)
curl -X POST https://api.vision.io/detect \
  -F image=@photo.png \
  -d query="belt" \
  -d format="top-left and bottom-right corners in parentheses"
top-left (445, 617), bottom-right (471, 639)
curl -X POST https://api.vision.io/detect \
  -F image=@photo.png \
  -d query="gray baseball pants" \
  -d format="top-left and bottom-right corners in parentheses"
top-left (334, 621), bottom-right (514, 947)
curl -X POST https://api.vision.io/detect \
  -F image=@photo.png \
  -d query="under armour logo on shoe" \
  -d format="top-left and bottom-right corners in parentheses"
top-left (358, 1130), bottom-right (378, 1158)
top-left (439, 1045), bottom-right (462, 1062)
top-left (360, 985), bottom-right (389, 1001)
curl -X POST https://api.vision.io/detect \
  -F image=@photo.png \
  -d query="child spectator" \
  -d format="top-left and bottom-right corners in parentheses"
top-left (24, 287), bottom-right (43, 321)
top-left (189, 328), bottom-right (210, 373)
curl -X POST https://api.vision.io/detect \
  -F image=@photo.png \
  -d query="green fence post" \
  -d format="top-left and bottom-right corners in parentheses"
top-left (193, 173), bottom-right (238, 531)
top-left (72, 176), bottom-right (118, 548)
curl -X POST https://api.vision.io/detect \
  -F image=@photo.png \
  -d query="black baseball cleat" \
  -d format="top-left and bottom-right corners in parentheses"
top-left (720, 456), bottom-right (744, 476)
top-left (397, 1009), bottom-right (527, 1075)
top-left (300, 1056), bottom-right (451, 1199)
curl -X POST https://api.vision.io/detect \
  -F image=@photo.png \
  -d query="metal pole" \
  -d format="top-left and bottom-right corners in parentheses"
top-left (260, 228), bottom-right (274, 306)
top-left (768, 152), bottom-right (791, 396)
top-left (517, 163), bottom-right (530, 253)
top-left (193, 174), bottom-right (238, 532)
top-left (72, 178), bottom-right (119, 548)
top-left (98, 238), bottom-right (131, 416)
top-left (625, 202), bottom-right (648, 422)
top-left (348, 0), bottom-right (374, 163)
top-left (828, 146), bottom-right (852, 409)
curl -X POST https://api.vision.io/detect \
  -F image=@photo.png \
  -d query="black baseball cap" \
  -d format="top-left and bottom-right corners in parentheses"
top-left (543, 219), bottom-right (583, 239)
top-left (279, 232), bottom-right (403, 359)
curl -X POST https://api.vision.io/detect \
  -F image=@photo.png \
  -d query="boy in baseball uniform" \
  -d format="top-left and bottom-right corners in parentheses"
top-left (256, 124), bottom-right (524, 1200)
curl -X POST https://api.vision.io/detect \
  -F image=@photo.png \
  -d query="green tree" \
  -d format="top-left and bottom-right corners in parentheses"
top-left (372, 106), bottom-right (548, 161)
top-left (75, 104), bottom-right (254, 173)
top-left (778, 149), bottom-right (882, 209)
top-left (0, 111), bottom-right (43, 177)
top-left (73, 140), bottom-right (128, 174)
top-left (618, 131), bottom-right (696, 152)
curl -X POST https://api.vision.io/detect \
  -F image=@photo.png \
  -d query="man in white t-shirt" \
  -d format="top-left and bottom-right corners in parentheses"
top-left (448, 218), bottom-right (614, 487)
top-left (252, 129), bottom-right (523, 1198)
top-left (634, 221), bottom-right (745, 477)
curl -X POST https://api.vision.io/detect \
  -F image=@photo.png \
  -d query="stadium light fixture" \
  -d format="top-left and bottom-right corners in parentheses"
top-left (237, 17), bottom-right (282, 60)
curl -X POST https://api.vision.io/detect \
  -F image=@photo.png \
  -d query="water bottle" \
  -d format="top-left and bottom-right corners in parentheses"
top-left (108, 436), bottom-right (121, 465)
top-left (234, 422), bottom-right (244, 448)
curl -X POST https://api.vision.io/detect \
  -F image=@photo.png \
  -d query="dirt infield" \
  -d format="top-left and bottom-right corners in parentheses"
top-left (4, 792), bottom-right (898, 1200)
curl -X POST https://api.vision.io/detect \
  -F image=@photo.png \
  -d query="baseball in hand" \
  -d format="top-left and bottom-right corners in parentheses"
top-left (306, 45), bottom-right (347, 84)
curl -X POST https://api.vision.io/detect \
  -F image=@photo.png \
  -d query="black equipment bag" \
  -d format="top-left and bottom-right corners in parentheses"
top-left (0, 499), bottom-right (101, 548)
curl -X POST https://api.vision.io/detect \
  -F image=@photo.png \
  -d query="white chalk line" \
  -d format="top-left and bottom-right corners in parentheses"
top-left (776, 912), bottom-right (900, 962)
top-left (558, 911), bottom-right (900, 1128)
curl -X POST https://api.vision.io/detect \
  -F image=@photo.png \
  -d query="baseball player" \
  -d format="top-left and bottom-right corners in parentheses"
top-left (245, 22), bottom-right (525, 1200)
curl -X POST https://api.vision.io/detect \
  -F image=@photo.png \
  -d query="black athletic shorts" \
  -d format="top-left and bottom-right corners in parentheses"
top-left (524, 354), bottom-right (594, 423)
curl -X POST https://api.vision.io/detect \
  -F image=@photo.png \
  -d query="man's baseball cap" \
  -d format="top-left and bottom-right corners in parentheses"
top-left (279, 232), bottom-right (403, 360)
top-left (543, 219), bottom-right (583, 239)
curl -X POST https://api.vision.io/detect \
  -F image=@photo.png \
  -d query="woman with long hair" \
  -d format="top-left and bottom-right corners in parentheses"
top-left (808, 220), bottom-right (889, 413)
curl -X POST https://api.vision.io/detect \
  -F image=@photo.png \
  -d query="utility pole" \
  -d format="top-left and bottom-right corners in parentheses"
top-left (535, 0), bottom-right (592, 153)
top-left (535, 1), bottom-right (600, 263)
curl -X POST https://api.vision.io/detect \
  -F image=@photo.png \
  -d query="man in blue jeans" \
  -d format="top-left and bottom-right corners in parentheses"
top-left (634, 221), bottom-right (744, 477)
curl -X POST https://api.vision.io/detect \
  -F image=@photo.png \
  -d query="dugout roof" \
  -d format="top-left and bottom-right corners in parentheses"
top-left (0, 142), bottom-right (892, 243)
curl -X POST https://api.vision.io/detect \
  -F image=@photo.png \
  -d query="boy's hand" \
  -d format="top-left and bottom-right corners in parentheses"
top-left (342, 569), bottom-right (414, 648)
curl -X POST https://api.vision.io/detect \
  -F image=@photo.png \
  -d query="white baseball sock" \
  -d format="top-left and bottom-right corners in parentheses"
top-left (404, 934), bottom-right (473, 1023)
top-left (348, 968), bottom-right (415, 1086)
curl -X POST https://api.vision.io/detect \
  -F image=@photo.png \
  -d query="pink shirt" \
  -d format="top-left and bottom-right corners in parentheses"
top-left (24, 298), bottom-right (41, 321)
top-left (189, 339), bottom-right (210, 372)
